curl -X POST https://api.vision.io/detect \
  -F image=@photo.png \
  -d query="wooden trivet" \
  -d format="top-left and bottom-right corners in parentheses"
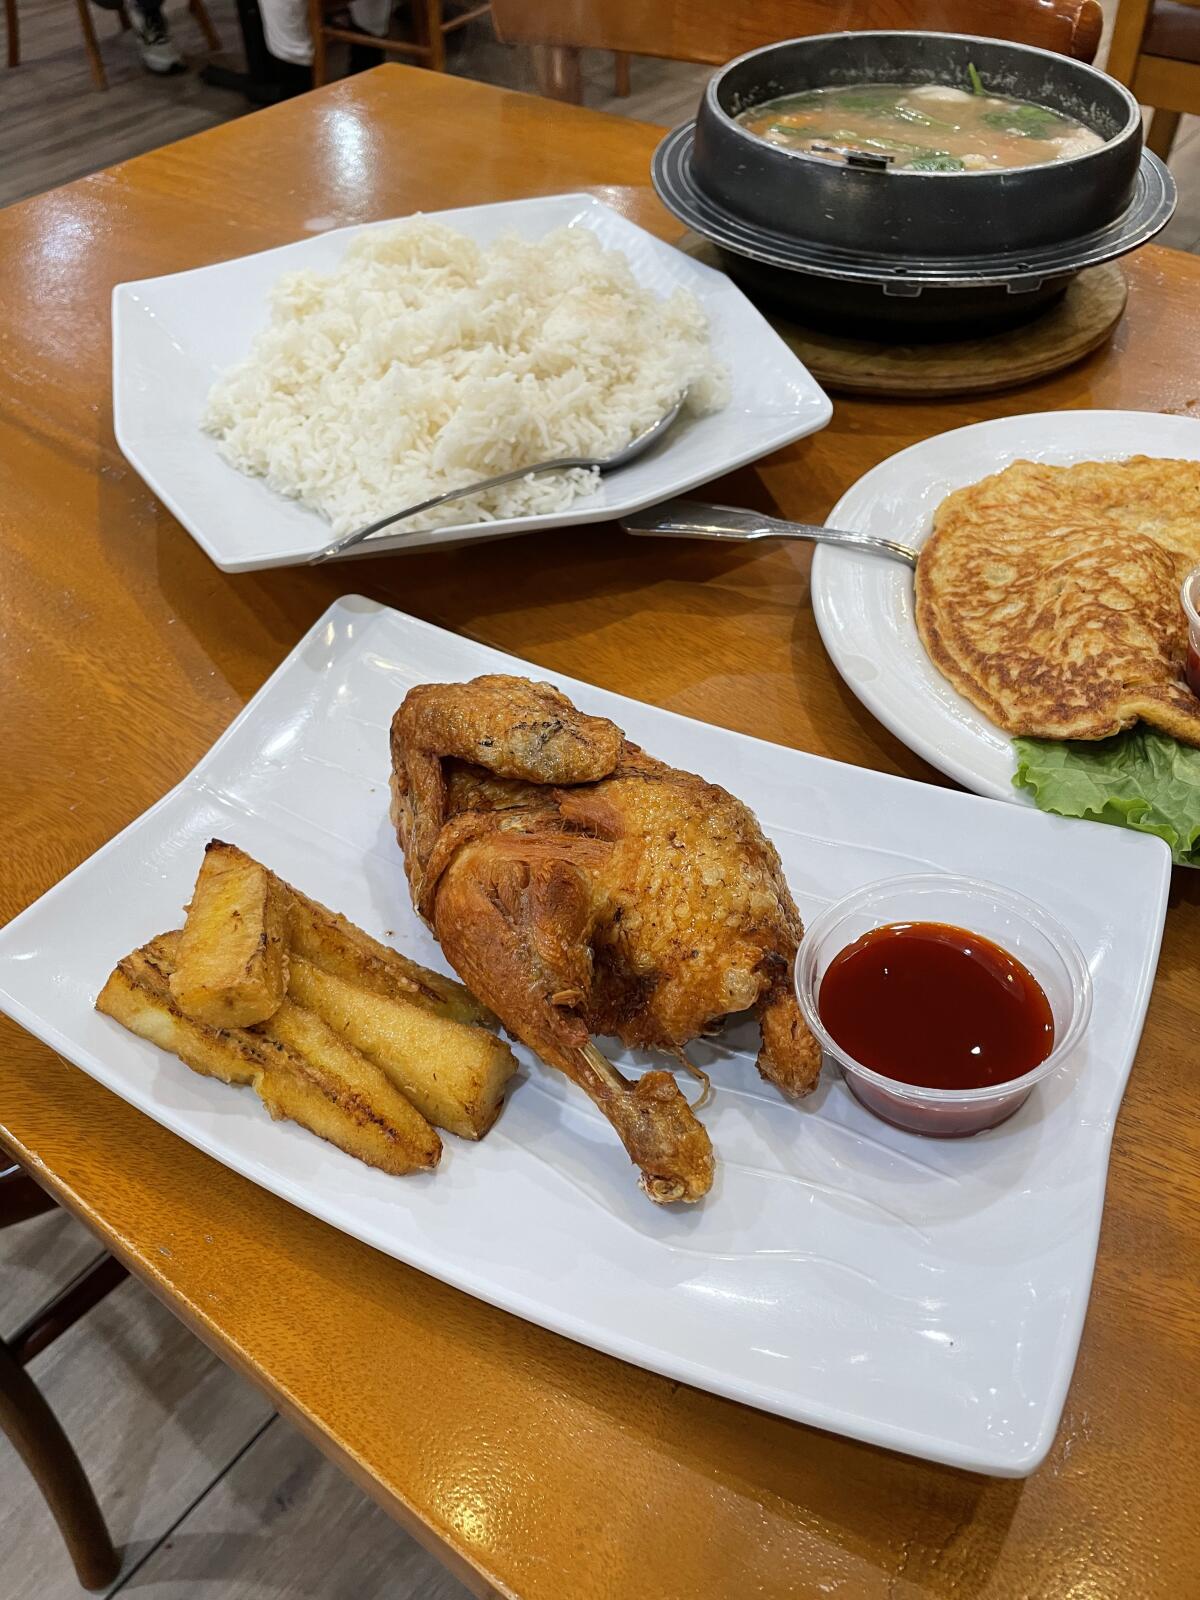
top-left (676, 234), bottom-right (1127, 399)
top-left (775, 265), bottom-right (1128, 397)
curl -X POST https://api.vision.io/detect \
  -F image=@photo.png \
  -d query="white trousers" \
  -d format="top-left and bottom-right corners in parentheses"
top-left (259, 0), bottom-right (392, 65)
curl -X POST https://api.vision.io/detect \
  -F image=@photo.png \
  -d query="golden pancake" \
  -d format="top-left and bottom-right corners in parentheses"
top-left (915, 457), bottom-right (1200, 745)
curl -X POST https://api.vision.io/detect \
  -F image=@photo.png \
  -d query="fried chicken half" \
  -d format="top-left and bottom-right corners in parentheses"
top-left (389, 675), bottom-right (820, 1204)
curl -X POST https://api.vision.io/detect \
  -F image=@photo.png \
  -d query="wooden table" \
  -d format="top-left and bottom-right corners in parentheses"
top-left (2, 65), bottom-right (1198, 1600)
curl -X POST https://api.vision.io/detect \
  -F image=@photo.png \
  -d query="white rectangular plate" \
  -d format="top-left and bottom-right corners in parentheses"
top-left (0, 599), bottom-right (1169, 1474)
top-left (112, 193), bottom-right (832, 571)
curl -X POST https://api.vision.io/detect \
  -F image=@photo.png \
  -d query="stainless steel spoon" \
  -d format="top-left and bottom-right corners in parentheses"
top-left (312, 398), bottom-right (686, 564)
top-left (621, 500), bottom-right (919, 569)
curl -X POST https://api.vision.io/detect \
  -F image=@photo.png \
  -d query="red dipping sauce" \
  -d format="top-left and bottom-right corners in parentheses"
top-left (817, 922), bottom-right (1056, 1135)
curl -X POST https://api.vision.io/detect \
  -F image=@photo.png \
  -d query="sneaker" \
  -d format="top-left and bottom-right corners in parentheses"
top-left (128, 3), bottom-right (185, 73)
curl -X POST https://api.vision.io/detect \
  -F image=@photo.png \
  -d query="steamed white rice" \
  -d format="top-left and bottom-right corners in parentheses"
top-left (203, 220), bottom-right (728, 536)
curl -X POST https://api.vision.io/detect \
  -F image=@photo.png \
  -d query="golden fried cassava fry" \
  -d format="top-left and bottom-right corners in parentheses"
top-left (282, 880), bottom-right (498, 1028)
top-left (169, 841), bottom-right (289, 1027)
top-left (253, 997), bottom-right (442, 1171)
top-left (98, 932), bottom-right (441, 1176)
top-left (287, 954), bottom-right (516, 1139)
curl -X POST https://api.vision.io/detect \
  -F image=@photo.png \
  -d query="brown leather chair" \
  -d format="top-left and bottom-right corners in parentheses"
top-left (1108, 0), bottom-right (1200, 157)
top-left (1, 1157), bottom-right (127, 1590)
top-left (490, 0), bottom-right (1103, 102)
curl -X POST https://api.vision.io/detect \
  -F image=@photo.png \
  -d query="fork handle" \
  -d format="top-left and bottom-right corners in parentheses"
top-left (620, 501), bottom-right (919, 569)
top-left (312, 455), bottom-right (593, 563)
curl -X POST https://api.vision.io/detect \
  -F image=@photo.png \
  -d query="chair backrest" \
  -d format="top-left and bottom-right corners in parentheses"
top-left (1107, 0), bottom-right (1200, 86)
top-left (491, 0), bottom-right (1103, 66)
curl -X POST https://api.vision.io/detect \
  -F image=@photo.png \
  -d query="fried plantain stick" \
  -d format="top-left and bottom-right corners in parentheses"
top-left (169, 840), bottom-right (289, 1027)
top-left (98, 933), bottom-right (441, 1176)
top-left (281, 878), bottom-right (499, 1029)
top-left (287, 955), bottom-right (516, 1139)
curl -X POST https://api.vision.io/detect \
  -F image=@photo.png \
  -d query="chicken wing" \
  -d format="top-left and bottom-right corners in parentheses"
top-left (390, 676), bottom-right (821, 1204)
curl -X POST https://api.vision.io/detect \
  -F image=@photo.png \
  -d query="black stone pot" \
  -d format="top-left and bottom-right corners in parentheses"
top-left (694, 31), bottom-right (1142, 256)
top-left (651, 33), bottom-right (1176, 338)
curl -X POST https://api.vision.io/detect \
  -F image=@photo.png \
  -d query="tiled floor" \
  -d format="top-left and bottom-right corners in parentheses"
top-left (0, 0), bottom-right (708, 209)
top-left (0, 1205), bottom-right (476, 1596)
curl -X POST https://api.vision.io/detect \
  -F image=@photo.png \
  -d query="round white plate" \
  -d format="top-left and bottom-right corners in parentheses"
top-left (811, 409), bottom-right (1200, 801)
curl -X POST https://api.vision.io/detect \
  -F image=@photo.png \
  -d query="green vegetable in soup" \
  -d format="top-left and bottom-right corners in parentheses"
top-left (967, 61), bottom-right (984, 96)
top-left (738, 80), bottom-right (1099, 170)
top-left (772, 128), bottom-right (847, 143)
top-left (908, 153), bottom-right (966, 171)
top-left (828, 85), bottom-right (911, 113)
top-left (982, 104), bottom-right (1070, 139)
top-left (812, 88), bottom-right (949, 128)
top-left (892, 105), bottom-right (947, 128)
top-left (823, 132), bottom-right (940, 154)
top-left (769, 126), bottom-right (938, 156)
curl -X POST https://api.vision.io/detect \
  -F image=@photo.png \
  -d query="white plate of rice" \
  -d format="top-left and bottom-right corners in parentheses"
top-left (111, 193), bottom-right (832, 572)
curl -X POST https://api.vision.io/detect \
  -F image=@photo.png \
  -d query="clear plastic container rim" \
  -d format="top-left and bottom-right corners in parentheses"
top-left (1181, 564), bottom-right (1200, 631)
top-left (793, 872), bottom-right (1094, 1106)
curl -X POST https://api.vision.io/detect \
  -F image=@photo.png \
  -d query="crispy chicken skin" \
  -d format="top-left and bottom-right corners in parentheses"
top-left (389, 675), bottom-right (820, 1204)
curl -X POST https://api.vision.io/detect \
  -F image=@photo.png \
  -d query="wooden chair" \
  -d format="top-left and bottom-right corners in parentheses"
top-left (491, 0), bottom-right (1103, 102)
top-left (309, 0), bottom-right (492, 85)
top-left (1, 1158), bottom-right (127, 1590)
top-left (3, 0), bottom-right (220, 90)
top-left (1108, 0), bottom-right (1200, 158)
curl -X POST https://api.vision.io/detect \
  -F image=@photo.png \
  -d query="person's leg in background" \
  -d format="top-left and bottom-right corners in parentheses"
top-left (127, 0), bottom-right (186, 73)
top-left (89, 0), bottom-right (185, 73)
top-left (259, 0), bottom-right (391, 88)
top-left (346, 0), bottom-right (390, 72)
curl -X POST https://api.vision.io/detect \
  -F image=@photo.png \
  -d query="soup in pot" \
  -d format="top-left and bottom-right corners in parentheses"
top-left (735, 81), bottom-right (1106, 171)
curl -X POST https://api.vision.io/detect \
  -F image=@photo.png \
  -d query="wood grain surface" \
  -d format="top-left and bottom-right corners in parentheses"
top-left (2, 66), bottom-right (1199, 1600)
top-left (770, 264), bottom-right (1130, 398)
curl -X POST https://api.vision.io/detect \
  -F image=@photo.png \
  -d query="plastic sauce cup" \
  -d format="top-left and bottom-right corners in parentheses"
top-left (794, 874), bottom-right (1093, 1137)
top-left (1182, 565), bottom-right (1200, 700)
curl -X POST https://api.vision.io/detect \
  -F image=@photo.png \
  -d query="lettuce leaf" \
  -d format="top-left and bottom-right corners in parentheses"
top-left (1013, 728), bottom-right (1200, 866)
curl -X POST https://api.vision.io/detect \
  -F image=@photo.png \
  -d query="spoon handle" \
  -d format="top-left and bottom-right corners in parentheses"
top-left (310, 400), bottom-right (687, 564)
top-left (313, 455), bottom-right (592, 564)
top-left (621, 501), bottom-right (919, 569)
